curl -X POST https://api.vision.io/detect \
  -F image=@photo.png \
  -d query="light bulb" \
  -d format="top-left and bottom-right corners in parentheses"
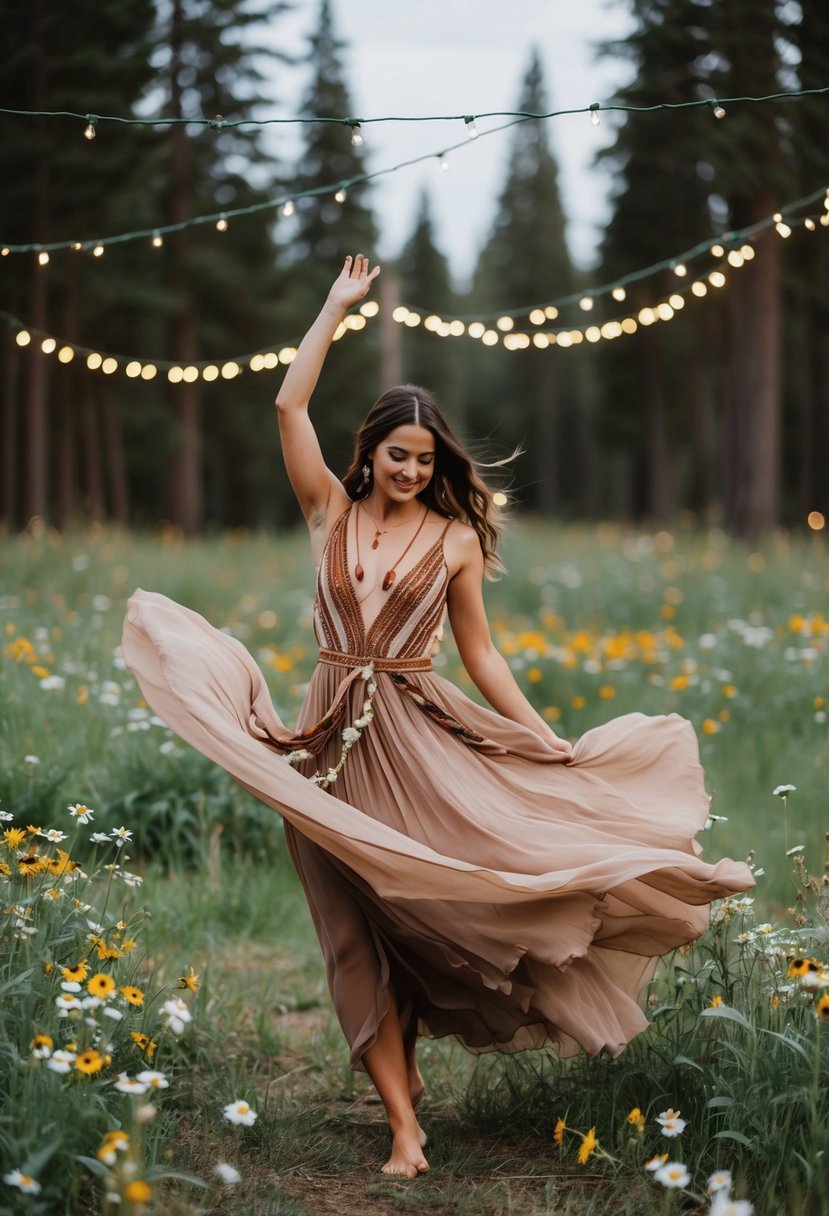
top-left (589, 103), bottom-right (600, 127)
top-left (151, 232), bottom-right (163, 248)
top-left (579, 296), bottom-right (593, 311)
top-left (216, 214), bottom-right (228, 232)
top-left (334, 188), bottom-right (347, 204)
top-left (709, 100), bottom-right (726, 119)
top-left (281, 200), bottom-right (295, 218)
top-left (611, 286), bottom-right (626, 301)
top-left (464, 116), bottom-right (479, 139)
top-left (37, 250), bottom-right (49, 266)
top-left (672, 262), bottom-right (687, 277)
top-left (83, 117), bottom-right (97, 140)
top-left (92, 244), bottom-right (104, 258)
top-left (350, 123), bottom-right (363, 147)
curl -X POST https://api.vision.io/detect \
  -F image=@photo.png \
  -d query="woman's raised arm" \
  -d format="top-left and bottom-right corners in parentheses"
top-left (275, 255), bottom-right (380, 529)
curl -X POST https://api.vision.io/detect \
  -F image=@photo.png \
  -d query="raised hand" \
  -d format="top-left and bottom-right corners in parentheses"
top-left (327, 254), bottom-right (381, 312)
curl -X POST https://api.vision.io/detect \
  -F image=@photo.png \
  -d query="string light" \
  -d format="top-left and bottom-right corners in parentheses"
top-left (334, 188), bottom-right (347, 203)
top-left (611, 286), bottom-right (626, 301)
top-left (83, 116), bottom-right (97, 141)
top-left (437, 154), bottom-right (449, 171)
top-left (708, 100), bottom-right (727, 119)
top-left (281, 200), bottom-right (295, 217)
top-left (92, 243), bottom-right (104, 257)
top-left (151, 232), bottom-right (163, 248)
top-left (579, 295), bottom-right (594, 311)
top-left (589, 103), bottom-right (600, 127)
top-left (37, 250), bottom-right (49, 266)
top-left (350, 122), bottom-right (363, 147)
top-left (672, 262), bottom-right (687, 277)
top-left (807, 510), bottom-right (825, 530)
top-left (216, 214), bottom-right (228, 232)
top-left (464, 116), bottom-right (479, 139)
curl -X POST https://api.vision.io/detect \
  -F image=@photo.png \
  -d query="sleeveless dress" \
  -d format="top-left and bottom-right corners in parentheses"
top-left (121, 505), bottom-right (754, 1065)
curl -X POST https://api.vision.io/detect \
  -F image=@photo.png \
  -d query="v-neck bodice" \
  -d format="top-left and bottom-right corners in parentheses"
top-left (313, 506), bottom-right (451, 659)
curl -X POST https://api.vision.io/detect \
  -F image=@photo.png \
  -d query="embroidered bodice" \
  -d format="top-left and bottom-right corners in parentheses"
top-left (314, 506), bottom-right (450, 660)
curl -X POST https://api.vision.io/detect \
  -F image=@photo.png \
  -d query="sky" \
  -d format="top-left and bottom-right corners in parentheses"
top-left (268, 0), bottom-right (636, 286)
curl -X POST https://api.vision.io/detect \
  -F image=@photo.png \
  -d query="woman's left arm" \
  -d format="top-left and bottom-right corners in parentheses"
top-left (446, 530), bottom-right (572, 757)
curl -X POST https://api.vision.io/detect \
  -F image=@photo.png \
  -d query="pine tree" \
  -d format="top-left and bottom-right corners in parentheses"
top-left (279, 0), bottom-right (381, 495)
top-left (470, 51), bottom-right (575, 514)
top-left (396, 191), bottom-right (462, 421)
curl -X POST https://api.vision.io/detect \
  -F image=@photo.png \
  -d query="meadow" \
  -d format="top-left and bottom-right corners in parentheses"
top-left (0, 519), bottom-right (827, 1215)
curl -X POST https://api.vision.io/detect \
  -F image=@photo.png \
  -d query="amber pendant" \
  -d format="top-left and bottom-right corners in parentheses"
top-left (355, 564), bottom-right (365, 582)
top-left (371, 535), bottom-right (380, 550)
top-left (381, 569), bottom-right (396, 591)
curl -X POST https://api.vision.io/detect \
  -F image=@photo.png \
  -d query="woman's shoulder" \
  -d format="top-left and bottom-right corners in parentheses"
top-left (441, 516), bottom-right (482, 575)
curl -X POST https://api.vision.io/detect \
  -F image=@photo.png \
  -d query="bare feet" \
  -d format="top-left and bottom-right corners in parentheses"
top-left (381, 1123), bottom-right (429, 1178)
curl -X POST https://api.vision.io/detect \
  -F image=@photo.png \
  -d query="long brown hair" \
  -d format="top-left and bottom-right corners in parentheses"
top-left (341, 385), bottom-right (507, 575)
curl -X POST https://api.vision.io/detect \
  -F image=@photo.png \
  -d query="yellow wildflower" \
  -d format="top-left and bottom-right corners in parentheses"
top-left (570, 695), bottom-right (586, 710)
top-left (177, 967), bottom-right (200, 993)
top-left (62, 961), bottom-right (89, 983)
top-left (626, 1108), bottom-right (646, 1133)
top-left (702, 719), bottom-right (720, 735)
top-left (578, 1127), bottom-right (598, 1165)
top-left (75, 1049), bottom-right (105, 1075)
top-left (119, 985), bottom-right (145, 1007)
top-left (131, 1032), bottom-right (158, 1060)
top-left (709, 994), bottom-right (723, 1008)
top-left (817, 995), bottom-right (829, 1021)
top-left (87, 973), bottom-right (116, 998)
top-left (3, 828), bottom-right (27, 850)
top-left (553, 1117), bottom-right (566, 1146)
top-left (598, 685), bottom-right (615, 701)
top-left (124, 1181), bottom-right (152, 1203)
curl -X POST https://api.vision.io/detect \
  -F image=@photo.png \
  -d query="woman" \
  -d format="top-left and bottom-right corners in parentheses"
top-left (123, 255), bottom-right (753, 1179)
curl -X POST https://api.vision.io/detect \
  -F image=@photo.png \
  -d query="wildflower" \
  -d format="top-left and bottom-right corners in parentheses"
top-left (223, 1099), bottom-right (258, 1127)
top-left (626, 1108), bottom-right (646, 1133)
top-left (75, 1049), bottom-right (106, 1075)
top-left (119, 985), bottom-right (144, 1007)
top-left (124, 1180), bottom-right (152, 1203)
top-left (553, 1116), bottom-right (566, 1146)
top-left (62, 961), bottom-right (89, 983)
top-left (577, 1127), bottom-right (597, 1165)
top-left (39, 674), bottom-right (66, 691)
top-left (90, 832), bottom-right (111, 845)
top-left (55, 993), bottom-right (82, 1015)
top-left (816, 995), bottom-right (829, 1021)
top-left (702, 718), bottom-right (720, 735)
top-left (3, 1169), bottom-right (42, 1195)
top-left (773, 784), bottom-right (796, 797)
top-left (710, 994), bottom-right (724, 1008)
top-left (161, 996), bottom-right (192, 1035)
top-left (0, 810), bottom-right (13, 821)
top-left (111, 826), bottom-right (133, 848)
top-left (599, 685), bottom-right (615, 700)
top-left (708, 1171), bottom-right (733, 1195)
top-left (136, 1070), bottom-right (169, 1090)
top-left (87, 973), bottom-right (116, 998)
top-left (788, 958), bottom-right (824, 979)
top-left (23, 754), bottom-right (40, 769)
top-left (47, 1049), bottom-right (77, 1073)
top-left (177, 967), bottom-right (200, 993)
top-left (31, 1034), bottom-right (53, 1058)
top-left (3, 827), bottom-right (27, 850)
top-left (644, 1153), bottom-right (669, 1171)
top-left (0, 861), bottom-right (11, 876)
top-left (98, 1130), bottom-right (129, 1165)
top-left (131, 1031), bottom-right (157, 1059)
top-left (215, 1162), bottom-right (241, 1186)
top-left (114, 1073), bottom-right (149, 1095)
top-left (710, 1193), bottom-right (754, 1216)
top-left (656, 1109), bottom-right (686, 1137)
top-left (570, 695), bottom-right (586, 710)
top-left (38, 828), bottom-right (67, 843)
top-left (655, 1161), bottom-right (691, 1189)
top-left (135, 1103), bottom-right (157, 1124)
top-left (67, 804), bottom-right (94, 824)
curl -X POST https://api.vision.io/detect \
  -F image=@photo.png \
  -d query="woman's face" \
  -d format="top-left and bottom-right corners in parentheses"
top-left (369, 424), bottom-right (435, 502)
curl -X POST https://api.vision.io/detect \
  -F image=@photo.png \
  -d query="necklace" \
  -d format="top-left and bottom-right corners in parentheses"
top-left (360, 501), bottom-right (422, 549)
top-left (354, 501), bottom-right (428, 591)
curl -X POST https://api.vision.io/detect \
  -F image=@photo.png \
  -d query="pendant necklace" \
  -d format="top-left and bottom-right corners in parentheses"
top-left (354, 500), bottom-right (428, 591)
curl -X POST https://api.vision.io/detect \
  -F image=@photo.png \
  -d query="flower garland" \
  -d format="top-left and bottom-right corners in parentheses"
top-left (283, 665), bottom-right (377, 790)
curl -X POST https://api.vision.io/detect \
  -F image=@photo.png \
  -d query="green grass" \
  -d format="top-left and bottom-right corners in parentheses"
top-left (1, 519), bottom-right (828, 1214)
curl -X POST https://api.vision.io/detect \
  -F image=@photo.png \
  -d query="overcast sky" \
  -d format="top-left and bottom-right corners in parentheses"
top-left (269, 0), bottom-right (636, 285)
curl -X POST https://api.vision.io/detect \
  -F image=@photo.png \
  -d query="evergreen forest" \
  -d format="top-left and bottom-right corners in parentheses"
top-left (1, 0), bottom-right (827, 539)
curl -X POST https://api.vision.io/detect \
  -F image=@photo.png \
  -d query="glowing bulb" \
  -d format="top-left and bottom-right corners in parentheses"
top-left (805, 218), bottom-right (816, 231)
top-left (41, 337), bottom-right (56, 354)
top-left (611, 286), bottom-right (626, 302)
top-left (16, 330), bottom-right (31, 347)
top-left (151, 232), bottom-right (163, 248)
top-left (529, 309), bottom-right (546, 325)
top-left (83, 116), bottom-right (97, 140)
top-left (668, 294), bottom-right (685, 310)
top-left (775, 221), bottom-right (792, 238)
top-left (202, 365), bottom-right (219, 382)
top-left (449, 321), bottom-right (465, 336)
top-left (691, 281), bottom-right (708, 297)
top-left (496, 316), bottom-right (514, 331)
top-left (579, 296), bottom-right (594, 311)
top-left (740, 244), bottom-right (755, 260)
top-left (278, 348), bottom-right (296, 364)
top-left (1, 247), bottom-right (9, 256)
top-left (58, 346), bottom-right (74, 363)
top-left (404, 313), bottom-right (421, 328)
top-left (638, 307), bottom-right (656, 326)
top-left (656, 303), bottom-right (674, 322)
top-left (37, 250), bottom-right (49, 266)
top-left (92, 244), bottom-right (104, 257)
top-left (359, 300), bottom-right (380, 318)
top-left (221, 361), bottom-right (240, 379)
top-left (708, 271), bottom-right (726, 288)
top-left (464, 116), bottom-right (479, 139)
top-left (727, 250), bottom-right (744, 267)
top-left (182, 366), bottom-right (199, 383)
top-left (586, 326), bottom-right (601, 342)
top-left (481, 330), bottom-right (499, 347)
top-left (140, 364), bottom-right (157, 380)
top-left (807, 510), bottom-right (825, 531)
top-left (101, 357), bottom-right (117, 375)
top-left (437, 154), bottom-right (450, 172)
top-left (391, 306), bottom-right (409, 323)
top-left (493, 492), bottom-right (508, 507)
top-left (71, 241), bottom-right (83, 251)
top-left (672, 262), bottom-right (687, 277)
top-left (709, 100), bottom-right (726, 119)
top-left (589, 103), bottom-right (600, 127)
top-left (544, 305), bottom-right (559, 320)
top-left (126, 361), bottom-right (142, 378)
top-left (350, 123), bottom-right (363, 147)
top-left (216, 214), bottom-right (228, 232)
top-left (532, 333), bottom-right (549, 348)
top-left (168, 366), bottom-right (183, 383)
top-left (281, 200), bottom-right (295, 218)
top-left (334, 188), bottom-right (347, 204)
top-left (467, 322), bottom-right (485, 339)
top-left (87, 353), bottom-right (103, 370)
top-left (620, 318), bottom-right (638, 334)
top-left (710, 244), bottom-right (724, 258)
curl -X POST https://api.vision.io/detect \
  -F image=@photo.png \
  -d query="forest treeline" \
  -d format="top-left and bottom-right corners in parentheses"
top-left (1, 0), bottom-right (827, 537)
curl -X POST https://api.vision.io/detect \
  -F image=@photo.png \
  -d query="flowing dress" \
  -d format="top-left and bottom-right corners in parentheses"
top-left (121, 505), bottom-right (754, 1065)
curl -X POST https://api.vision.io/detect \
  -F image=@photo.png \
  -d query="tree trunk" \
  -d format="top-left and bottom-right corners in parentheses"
top-left (167, 0), bottom-right (202, 534)
top-left (101, 385), bottom-right (129, 525)
top-left (56, 258), bottom-right (81, 527)
top-left (2, 333), bottom-right (20, 529)
top-left (379, 269), bottom-right (402, 389)
top-left (724, 210), bottom-right (781, 538)
top-left (642, 327), bottom-right (671, 522)
top-left (25, 0), bottom-right (49, 524)
top-left (688, 309), bottom-right (717, 520)
top-left (82, 388), bottom-right (105, 523)
top-left (533, 356), bottom-right (557, 515)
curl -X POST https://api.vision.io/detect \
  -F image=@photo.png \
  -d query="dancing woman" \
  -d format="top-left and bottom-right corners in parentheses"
top-left (123, 254), bottom-right (753, 1178)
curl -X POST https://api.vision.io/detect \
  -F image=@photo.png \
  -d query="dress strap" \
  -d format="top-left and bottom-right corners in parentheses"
top-left (318, 649), bottom-right (433, 673)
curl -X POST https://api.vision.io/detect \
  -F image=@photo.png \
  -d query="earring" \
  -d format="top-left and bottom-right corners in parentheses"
top-left (361, 463), bottom-right (371, 487)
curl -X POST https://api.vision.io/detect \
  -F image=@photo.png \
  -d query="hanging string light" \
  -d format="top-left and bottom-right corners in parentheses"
top-left (464, 116), bottom-right (479, 139)
top-left (589, 103), bottom-right (601, 127)
top-left (708, 100), bottom-right (727, 119)
top-left (349, 121), bottom-right (363, 147)
top-left (83, 115), bottom-right (97, 141)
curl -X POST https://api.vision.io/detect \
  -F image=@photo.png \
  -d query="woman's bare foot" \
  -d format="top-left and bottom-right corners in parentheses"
top-left (381, 1120), bottom-right (429, 1178)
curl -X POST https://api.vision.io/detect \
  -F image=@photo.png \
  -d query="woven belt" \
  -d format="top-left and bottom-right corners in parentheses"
top-left (318, 648), bottom-right (433, 673)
